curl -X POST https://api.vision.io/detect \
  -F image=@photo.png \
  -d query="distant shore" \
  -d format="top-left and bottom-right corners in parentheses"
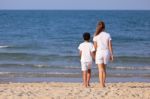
top-left (0, 82), bottom-right (149, 99)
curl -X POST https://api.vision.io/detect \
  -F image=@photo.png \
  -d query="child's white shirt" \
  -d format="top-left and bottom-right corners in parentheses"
top-left (78, 41), bottom-right (95, 62)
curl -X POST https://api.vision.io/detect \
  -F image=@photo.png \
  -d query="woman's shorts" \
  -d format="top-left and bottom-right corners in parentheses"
top-left (95, 50), bottom-right (110, 65)
top-left (81, 62), bottom-right (92, 71)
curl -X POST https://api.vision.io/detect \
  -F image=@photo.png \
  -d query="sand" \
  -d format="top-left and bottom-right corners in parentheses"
top-left (0, 82), bottom-right (149, 99)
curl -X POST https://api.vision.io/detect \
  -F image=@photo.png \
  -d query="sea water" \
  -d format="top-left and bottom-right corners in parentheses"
top-left (0, 10), bottom-right (150, 82)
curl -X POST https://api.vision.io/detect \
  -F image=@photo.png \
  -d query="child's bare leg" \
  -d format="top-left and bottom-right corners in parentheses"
top-left (87, 69), bottom-right (91, 86)
top-left (82, 71), bottom-right (87, 87)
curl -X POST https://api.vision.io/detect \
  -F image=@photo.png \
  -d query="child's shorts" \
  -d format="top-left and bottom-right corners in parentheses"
top-left (95, 50), bottom-right (110, 65)
top-left (81, 62), bottom-right (92, 71)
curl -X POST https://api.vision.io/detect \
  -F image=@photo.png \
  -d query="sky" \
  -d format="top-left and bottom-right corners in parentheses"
top-left (0, 0), bottom-right (150, 10)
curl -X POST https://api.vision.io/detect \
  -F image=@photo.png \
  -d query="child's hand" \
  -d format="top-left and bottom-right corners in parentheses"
top-left (93, 58), bottom-right (95, 62)
top-left (92, 55), bottom-right (95, 61)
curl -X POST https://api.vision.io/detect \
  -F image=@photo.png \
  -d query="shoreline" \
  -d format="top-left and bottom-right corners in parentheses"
top-left (0, 82), bottom-right (149, 99)
top-left (0, 76), bottom-right (149, 83)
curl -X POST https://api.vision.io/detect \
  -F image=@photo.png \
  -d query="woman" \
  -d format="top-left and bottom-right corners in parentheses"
top-left (93, 21), bottom-right (113, 88)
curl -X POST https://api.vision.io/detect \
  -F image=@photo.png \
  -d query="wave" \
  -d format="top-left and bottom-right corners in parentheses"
top-left (0, 52), bottom-right (79, 58)
top-left (0, 63), bottom-right (80, 69)
top-left (108, 66), bottom-right (150, 70)
top-left (115, 56), bottom-right (150, 61)
top-left (0, 72), bottom-right (10, 74)
top-left (0, 46), bottom-right (9, 48)
top-left (0, 63), bottom-right (49, 68)
top-left (0, 72), bottom-right (149, 78)
top-left (112, 56), bottom-right (150, 64)
top-left (0, 72), bottom-right (81, 78)
top-left (107, 73), bottom-right (150, 78)
top-left (0, 52), bottom-right (149, 58)
top-left (0, 51), bottom-right (149, 59)
top-left (114, 37), bottom-right (150, 42)
top-left (0, 52), bottom-right (149, 66)
top-left (0, 63), bottom-right (150, 71)
top-left (0, 72), bottom-right (79, 75)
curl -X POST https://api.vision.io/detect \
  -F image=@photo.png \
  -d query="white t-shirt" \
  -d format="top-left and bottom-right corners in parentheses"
top-left (78, 42), bottom-right (95, 62)
top-left (93, 31), bottom-right (112, 51)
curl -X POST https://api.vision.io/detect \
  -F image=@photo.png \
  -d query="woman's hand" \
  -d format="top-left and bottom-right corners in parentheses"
top-left (110, 55), bottom-right (114, 62)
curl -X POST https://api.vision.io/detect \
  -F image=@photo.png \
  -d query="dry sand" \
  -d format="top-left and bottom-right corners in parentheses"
top-left (0, 82), bottom-right (149, 99)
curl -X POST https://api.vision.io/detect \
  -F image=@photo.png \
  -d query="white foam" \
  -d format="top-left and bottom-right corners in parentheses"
top-left (0, 72), bottom-right (11, 74)
top-left (0, 46), bottom-right (9, 48)
top-left (34, 64), bottom-right (48, 68)
top-left (110, 66), bottom-right (150, 70)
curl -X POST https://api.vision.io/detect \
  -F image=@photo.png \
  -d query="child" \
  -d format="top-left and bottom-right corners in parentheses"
top-left (78, 32), bottom-right (95, 87)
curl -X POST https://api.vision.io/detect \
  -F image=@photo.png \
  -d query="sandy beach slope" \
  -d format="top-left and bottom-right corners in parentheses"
top-left (0, 82), bottom-right (149, 99)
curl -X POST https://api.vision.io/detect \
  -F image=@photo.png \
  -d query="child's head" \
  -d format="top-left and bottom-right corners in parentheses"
top-left (83, 32), bottom-right (90, 41)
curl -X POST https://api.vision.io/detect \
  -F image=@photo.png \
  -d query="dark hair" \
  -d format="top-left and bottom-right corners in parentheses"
top-left (95, 21), bottom-right (105, 36)
top-left (83, 32), bottom-right (90, 41)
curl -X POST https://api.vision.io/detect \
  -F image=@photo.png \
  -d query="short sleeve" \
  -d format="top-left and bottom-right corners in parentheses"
top-left (90, 43), bottom-right (95, 52)
top-left (78, 44), bottom-right (82, 51)
top-left (108, 34), bottom-right (112, 41)
top-left (93, 36), bottom-right (97, 42)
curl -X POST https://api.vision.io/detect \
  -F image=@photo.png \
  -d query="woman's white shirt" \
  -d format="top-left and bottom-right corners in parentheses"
top-left (93, 31), bottom-right (112, 51)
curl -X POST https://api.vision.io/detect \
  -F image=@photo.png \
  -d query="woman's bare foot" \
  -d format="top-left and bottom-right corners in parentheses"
top-left (82, 83), bottom-right (87, 88)
top-left (88, 83), bottom-right (91, 87)
top-left (99, 84), bottom-right (105, 88)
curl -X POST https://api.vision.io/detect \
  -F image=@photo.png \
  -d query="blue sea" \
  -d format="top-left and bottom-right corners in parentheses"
top-left (0, 10), bottom-right (150, 83)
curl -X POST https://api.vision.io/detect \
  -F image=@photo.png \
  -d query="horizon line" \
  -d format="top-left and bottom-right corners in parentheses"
top-left (0, 9), bottom-right (150, 11)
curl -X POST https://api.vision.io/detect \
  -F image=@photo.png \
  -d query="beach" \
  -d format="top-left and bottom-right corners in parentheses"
top-left (0, 82), bottom-right (149, 99)
top-left (0, 10), bottom-right (150, 83)
top-left (0, 10), bottom-right (150, 99)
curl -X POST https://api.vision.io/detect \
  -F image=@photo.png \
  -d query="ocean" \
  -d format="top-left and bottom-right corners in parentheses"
top-left (0, 10), bottom-right (150, 82)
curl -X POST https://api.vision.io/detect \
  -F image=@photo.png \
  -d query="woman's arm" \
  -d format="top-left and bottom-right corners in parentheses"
top-left (108, 40), bottom-right (113, 61)
top-left (94, 41), bottom-right (97, 50)
top-left (93, 41), bottom-right (97, 59)
top-left (79, 51), bottom-right (82, 58)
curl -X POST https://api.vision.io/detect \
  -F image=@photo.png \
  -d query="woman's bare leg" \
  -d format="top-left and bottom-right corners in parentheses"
top-left (98, 63), bottom-right (106, 88)
top-left (103, 64), bottom-right (106, 87)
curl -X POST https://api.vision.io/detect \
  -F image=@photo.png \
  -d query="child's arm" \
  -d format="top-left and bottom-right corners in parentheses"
top-left (78, 44), bottom-right (82, 58)
top-left (90, 51), bottom-right (95, 60)
top-left (91, 42), bottom-right (97, 60)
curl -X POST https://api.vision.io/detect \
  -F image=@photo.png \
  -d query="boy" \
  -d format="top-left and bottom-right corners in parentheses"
top-left (78, 32), bottom-right (95, 87)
